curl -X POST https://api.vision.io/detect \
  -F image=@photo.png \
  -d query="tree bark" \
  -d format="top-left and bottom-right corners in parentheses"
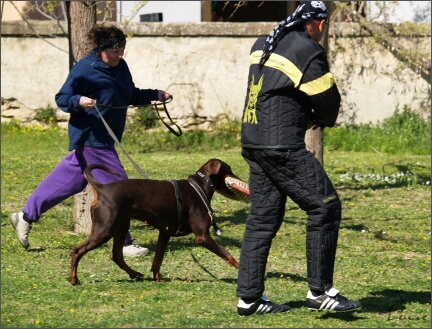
top-left (305, 127), bottom-right (324, 164)
top-left (66, 1), bottom-right (96, 235)
top-left (73, 187), bottom-right (95, 234)
top-left (305, 1), bottom-right (332, 166)
top-left (66, 1), bottom-right (96, 67)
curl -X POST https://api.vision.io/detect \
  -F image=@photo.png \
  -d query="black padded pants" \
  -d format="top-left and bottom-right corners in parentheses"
top-left (236, 148), bottom-right (341, 299)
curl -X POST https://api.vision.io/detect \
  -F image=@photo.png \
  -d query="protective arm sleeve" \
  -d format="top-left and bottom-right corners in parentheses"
top-left (299, 53), bottom-right (341, 128)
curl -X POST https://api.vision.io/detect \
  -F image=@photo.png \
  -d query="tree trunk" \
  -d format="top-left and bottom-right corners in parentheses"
top-left (305, 1), bottom-right (332, 166)
top-left (67, 1), bottom-right (96, 67)
top-left (66, 1), bottom-right (96, 235)
top-left (305, 127), bottom-right (324, 164)
top-left (73, 187), bottom-right (95, 234)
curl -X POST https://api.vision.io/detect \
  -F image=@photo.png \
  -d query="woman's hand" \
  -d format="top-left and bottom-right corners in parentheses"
top-left (79, 96), bottom-right (96, 109)
top-left (158, 90), bottom-right (173, 102)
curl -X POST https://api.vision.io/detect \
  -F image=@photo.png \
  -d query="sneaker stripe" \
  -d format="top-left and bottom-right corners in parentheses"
top-left (329, 300), bottom-right (339, 310)
top-left (238, 298), bottom-right (290, 316)
top-left (320, 297), bottom-right (339, 310)
top-left (255, 304), bottom-right (272, 314)
top-left (306, 290), bottom-right (361, 312)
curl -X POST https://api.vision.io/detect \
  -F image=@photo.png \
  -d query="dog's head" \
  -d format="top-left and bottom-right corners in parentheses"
top-left (197, 158), bottom-right (250, 202)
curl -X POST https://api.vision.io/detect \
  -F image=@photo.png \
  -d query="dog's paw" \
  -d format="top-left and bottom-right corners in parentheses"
top-left (69, 278), bottom-right (81, 286)
top-left (129, 272), bottom-right (144, 281)
top-left (153, 273), bottom-right (166, 282)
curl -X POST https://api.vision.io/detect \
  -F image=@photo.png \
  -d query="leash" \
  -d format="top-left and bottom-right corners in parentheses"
top-left (94, 103), bottom-right (149, 179)
top-left (188, 179), bottom-right (222, 236)
top-left (95, 97), bottom-right (182, 136)
top-left (93, 97), bottom-right (181, 179)
top-left (153, 99), bottom-right (182, 137)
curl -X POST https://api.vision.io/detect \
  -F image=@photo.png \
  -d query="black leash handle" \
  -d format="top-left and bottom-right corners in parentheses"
top-left (153, 96), bottom-right (182, 137)
top-left (96, 96), bottom-right (182, 137)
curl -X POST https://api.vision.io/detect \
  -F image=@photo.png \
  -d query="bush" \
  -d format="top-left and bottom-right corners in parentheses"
top-left (34, 105), bottom-right (57, 125)
top-left (132, 105), bottom-right (159, 129)
top-left (21, 105), bottom-right (431, 156)
top-left (324, 106), bottom-right (430, 155)
top-left (123, 116), bottom-right (241, 152)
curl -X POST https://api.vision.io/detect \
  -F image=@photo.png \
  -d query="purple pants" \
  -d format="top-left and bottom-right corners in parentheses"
top-left (22, 146), bottom-right (133, 244)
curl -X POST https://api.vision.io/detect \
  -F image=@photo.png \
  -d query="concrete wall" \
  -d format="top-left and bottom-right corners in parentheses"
top-left (1, 21), bottom-right (430, 128)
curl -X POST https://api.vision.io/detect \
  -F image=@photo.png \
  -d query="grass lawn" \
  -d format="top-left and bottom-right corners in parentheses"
top-left (1, 124), bottom-right (430, 328)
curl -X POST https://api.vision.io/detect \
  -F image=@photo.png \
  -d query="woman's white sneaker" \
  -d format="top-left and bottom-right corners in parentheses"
top-left (9, 211), bottom-right (31, 249)
top-left (123, 241), bottom-right (149, 256)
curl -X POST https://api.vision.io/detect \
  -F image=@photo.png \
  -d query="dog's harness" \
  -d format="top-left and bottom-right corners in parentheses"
top-left (168, 171), bottom-right (221, 236)
top-left (169, 179), bottom-right (188, 235)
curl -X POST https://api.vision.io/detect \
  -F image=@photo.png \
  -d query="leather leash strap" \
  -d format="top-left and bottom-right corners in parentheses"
top-left (94, 103), bottom-right (149, 179)
top-left (95, 96), bottom-right (182, 137)
top-left (188, 179), bottom-right (221, 236)
top-left (154, 101), bottom-right (182, 137)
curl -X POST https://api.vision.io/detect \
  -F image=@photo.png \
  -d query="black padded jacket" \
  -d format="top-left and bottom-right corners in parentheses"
top-left (241, 29), bottom-right (341, 149)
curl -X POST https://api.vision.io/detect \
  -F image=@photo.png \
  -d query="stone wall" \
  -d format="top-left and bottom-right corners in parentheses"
top-left (1, 21), bottom-right (430, 128)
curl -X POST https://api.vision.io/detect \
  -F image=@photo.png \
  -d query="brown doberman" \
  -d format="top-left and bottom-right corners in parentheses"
top-left (69, 158), bottom-right (249, 285)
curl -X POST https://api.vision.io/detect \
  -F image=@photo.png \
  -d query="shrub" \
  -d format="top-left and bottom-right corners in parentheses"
top-left (132, 105), bottom-right (159, 129)
top-left (34, 105), bottom-right (57, 125)
top-left (325, 105), bottom-right (430, 155)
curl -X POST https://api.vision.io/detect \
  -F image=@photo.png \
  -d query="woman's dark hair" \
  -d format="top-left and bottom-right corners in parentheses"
top-left (88, 25), bottom-right (127, 52)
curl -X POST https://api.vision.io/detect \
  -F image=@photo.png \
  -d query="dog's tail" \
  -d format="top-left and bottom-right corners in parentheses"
top-left (84, 164), bottom-right (122, 188)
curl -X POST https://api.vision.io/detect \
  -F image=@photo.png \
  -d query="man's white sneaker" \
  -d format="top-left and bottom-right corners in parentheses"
top-left (123, 241), bottom-right (149, 257)
top-left (306, 288), bottom-right (362, 312)
top-left (237, 296), bottom-right (291, 316)
top-left (9, 211), bottom-right (31, 250)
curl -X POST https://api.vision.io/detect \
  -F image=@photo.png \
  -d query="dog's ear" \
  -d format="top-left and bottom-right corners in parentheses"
top-left (203, 158), bottom-right (223, 176)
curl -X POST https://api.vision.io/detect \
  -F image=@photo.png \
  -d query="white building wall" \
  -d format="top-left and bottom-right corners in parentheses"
top-left (117, 1), bottom-right (431, 23)
top-left (1, 22), bottom-right (430, 127)
top-left (118, 1), bottom-right (201, 22)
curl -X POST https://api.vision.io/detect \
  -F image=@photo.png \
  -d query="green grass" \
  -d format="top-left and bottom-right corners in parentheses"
top-left (324, 106), bottom-right (431, 155)
top-left (1, 119), bottom-right (430, 328)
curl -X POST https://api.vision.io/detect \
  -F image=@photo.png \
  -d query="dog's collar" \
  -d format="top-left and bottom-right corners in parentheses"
top-left (188, 180), bottom-right (213, 214)
top-left (196, 171), bottom-right (215, 191)
top-left (188, 180), bottom-right (221, 236)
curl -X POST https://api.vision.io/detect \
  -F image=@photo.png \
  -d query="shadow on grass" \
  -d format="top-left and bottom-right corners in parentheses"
top-left (303, 289), bottom-right (431, 321)
top-left (360, 289), bottom-right (431, 313)
top-left (341, 223), bottom-right (401, 243)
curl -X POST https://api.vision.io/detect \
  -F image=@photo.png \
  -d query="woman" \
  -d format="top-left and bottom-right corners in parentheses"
top-left (9, 24), bottom-right (172, 257)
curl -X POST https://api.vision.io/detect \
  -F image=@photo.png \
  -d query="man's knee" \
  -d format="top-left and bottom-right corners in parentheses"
top-left (306, 195), bottom-right (341, 231)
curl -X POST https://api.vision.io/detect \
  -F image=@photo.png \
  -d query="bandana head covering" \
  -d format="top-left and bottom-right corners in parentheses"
top-left (259, 1), bottom-right (328, 65)
top-left (91, 25), bottom-right (127, 52)
top-left (96, 36), bottom-right (126, 52)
